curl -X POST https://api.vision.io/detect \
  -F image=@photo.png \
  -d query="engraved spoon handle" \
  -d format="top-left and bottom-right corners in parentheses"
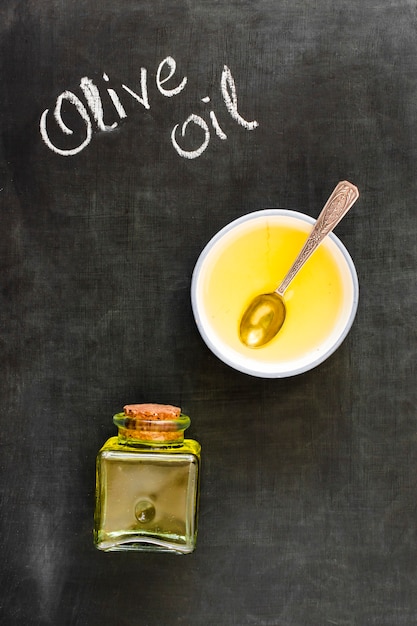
top-left (276, 180), bottom-right (359, 296)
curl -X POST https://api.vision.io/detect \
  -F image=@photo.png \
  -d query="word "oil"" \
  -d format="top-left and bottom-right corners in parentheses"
top-left (40, 56), bottom-right (259, 159)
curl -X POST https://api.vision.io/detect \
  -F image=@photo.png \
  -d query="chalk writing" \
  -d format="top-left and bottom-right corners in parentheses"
top-left (40, 56), bottom-right (258, 159)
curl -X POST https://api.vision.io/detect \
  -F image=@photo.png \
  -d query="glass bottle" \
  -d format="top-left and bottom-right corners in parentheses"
top-left (94, 403), bottom-right (201, 554)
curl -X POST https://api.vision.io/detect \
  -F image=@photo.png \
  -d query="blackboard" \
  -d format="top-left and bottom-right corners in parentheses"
top-left (1, 1), bottom-right (417, 624)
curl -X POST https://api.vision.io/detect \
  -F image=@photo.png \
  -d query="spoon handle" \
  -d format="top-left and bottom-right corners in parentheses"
top-left (276, 180), bottom-right (359, 296)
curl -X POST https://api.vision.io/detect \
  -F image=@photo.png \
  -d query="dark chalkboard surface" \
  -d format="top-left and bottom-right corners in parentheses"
top-left (1, 1), bottom-right (417, 624)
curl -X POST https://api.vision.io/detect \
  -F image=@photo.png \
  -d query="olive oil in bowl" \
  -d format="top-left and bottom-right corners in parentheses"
top-left (191, 210), bottom-right (358, 377)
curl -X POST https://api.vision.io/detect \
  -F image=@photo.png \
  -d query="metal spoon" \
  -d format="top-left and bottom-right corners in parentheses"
top-left (239, 180), bottom-right (360, 348)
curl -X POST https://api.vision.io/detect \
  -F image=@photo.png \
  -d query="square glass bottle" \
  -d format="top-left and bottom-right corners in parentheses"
top-left (94, 403), bottom-right (201, 554)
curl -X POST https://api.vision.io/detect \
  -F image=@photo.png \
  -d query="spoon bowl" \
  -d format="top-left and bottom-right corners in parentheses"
top-left (239, 293), bottom-right (286, 348)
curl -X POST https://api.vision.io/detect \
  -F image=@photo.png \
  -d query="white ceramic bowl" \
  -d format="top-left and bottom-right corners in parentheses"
top-left (191, 209), bottom-right (359, 378)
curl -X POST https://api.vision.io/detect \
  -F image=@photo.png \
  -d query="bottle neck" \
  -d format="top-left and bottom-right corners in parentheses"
top-left (113, 412), bottom-right (191, 446)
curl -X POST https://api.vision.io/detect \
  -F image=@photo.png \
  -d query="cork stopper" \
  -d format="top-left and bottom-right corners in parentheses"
top-left (124, 403), bottom-right (181, 420)
top-left (114, 403), bottom-right (190, 444)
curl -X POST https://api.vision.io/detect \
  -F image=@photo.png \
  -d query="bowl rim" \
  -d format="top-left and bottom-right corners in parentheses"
top-left (191, 209), bottom-right (359, 378)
